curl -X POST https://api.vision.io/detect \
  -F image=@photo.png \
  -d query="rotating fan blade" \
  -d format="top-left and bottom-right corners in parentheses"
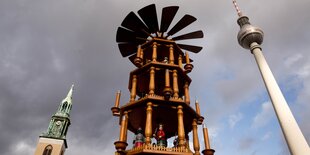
top-left (116, 27), bottom-right (136, 42)
top-left (172, 30), bottom-right (203, 41)
top-left (137, 4), bottom-right (159, 34)
top-left (160, 6), bottom-right (179, 33)
top-left (167, 15), bottom-right (197, 36)
top-left (118, 43), bottom-right (137, 57)
top-left (177, 44), bottom-right (203, 53)
top-left (121, 12), bottom-right (149, 38)
top-left (116, 27), bottom-right (146, 44)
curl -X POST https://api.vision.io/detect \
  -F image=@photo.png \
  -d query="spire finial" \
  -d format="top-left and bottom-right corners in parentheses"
top-left (67, 84), bottom-right (74, 99)
top-left (232, 0), bottom-right (243, 17)
top-left (62, 84), bottom-right (74, 105)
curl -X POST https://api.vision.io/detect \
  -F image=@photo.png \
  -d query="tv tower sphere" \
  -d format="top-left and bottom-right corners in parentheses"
top-left (237, 16), bottom-right (264, 49)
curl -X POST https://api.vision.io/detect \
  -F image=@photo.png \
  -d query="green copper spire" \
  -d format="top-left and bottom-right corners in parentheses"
top-left (41, 85), bottom-right (74, 147)
top-left (56, 84), bottom-right (74, 117)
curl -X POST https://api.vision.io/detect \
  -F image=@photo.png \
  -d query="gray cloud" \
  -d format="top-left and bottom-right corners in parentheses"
top-left (238, 137), bottom-right (255, 151)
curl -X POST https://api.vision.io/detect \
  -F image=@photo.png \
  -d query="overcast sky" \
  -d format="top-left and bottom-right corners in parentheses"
top-left (0, 0), bottom-right (309, 155)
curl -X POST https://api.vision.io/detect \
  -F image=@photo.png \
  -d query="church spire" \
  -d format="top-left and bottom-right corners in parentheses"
top-left (56, 84), bottom-right (74, 117)
top-left (35, 85), bottom-right (74, 154)
top-left (63, 84), bottom-right (74, 105)
top-left (41, 85), bottom-right (74, 146)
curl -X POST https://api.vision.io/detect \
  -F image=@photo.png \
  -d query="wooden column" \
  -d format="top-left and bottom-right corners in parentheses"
top-left (114, 90), bottom-right (121, 108)
top-left (203, 124), bottom-right (211, 150)
top-left (111, 90), bottom-right (121, 116)
top-left (184, 82), bottom-right (190, 104)
top-left (137, 45), bottom-right (142, 58)
top-left (195, 100), bottom-right (201, 115)
top-left (130, 75), bottom-right (137, 102)
top-left (169, 44), bottom-right (174, 64)
top-left (152, 42), bottom-right (157, 62)
top-left (165, 69), bottom-right (170, 88)
top-left (184, 52), bottom-right (193, 73)
top-left (145, 102), bottom-right (153, 145)
top-left (119, 111), bottom-right (128, 142)
top-left (202, 124), bottom-right (215, 155)
top-left (114, 111), bottom-right (129, 152)
top-left (149, 67), bottom-right (155, 95)
top-left (164, 68), bottom-right (172, 99)
top-left (140, 48), bottom-right (144, 62)
top-left (192, 119), bottom-right (200, 155)
top-left (177, 105), bottom-right (185, 147)
top-left (185, 52), bottom-right (190, 64)
top-left (124, 112), bottom-right (128, 142)
top-left (134, 45), bottom-right (142, 66)
top-left (178, 55), bottom-right (183, 68)
top-left (172, 70), bottom-right (179, 98)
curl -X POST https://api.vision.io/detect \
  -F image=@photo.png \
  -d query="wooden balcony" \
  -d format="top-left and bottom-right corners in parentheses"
top-left (126, 144), bottom-right (193, 155)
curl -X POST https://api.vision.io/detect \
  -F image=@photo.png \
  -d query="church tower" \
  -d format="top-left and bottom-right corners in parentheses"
top-left (34, 85), bottom-right (74, 155)
top-left (111, 4), bottom-right (215, 155)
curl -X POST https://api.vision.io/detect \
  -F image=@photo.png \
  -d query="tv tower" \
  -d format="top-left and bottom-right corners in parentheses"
top-left (232, 0), bottom-right (310, 154)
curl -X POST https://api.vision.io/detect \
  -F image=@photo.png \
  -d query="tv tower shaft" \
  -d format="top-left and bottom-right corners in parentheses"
top-left (233, 1), bottom-right (310, 154)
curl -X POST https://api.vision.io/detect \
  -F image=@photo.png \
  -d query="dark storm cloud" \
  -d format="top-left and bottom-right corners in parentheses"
top-left (0, 0), bottom-right (129, 154)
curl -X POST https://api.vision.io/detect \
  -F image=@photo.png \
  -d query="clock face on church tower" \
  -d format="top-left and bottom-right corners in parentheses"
top-left (51, 120), bottom-right (63, 137)
top-left (56, 121), bottom-right (62, 126)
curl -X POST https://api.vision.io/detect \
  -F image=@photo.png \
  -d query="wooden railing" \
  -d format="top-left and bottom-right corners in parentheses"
top-left (126, 144), bottom-right (190, 154)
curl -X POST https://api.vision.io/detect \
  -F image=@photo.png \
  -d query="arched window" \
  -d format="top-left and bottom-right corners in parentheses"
top-left (62, 102), bottom-right (67, 112)
top-left (43, 145), bottom-right (53, 155)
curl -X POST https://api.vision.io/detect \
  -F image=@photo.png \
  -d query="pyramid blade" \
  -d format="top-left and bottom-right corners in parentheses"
top-left (118, 43), bottom-right (137, 57)
top-left (160, 6), bottom-right (179, 32)
top-left (137, 4), bottom-right (159, 34)
top-left (116, 27), bottom-right (136, 43)
top-left (121, 12), bottom-right (149, 38)
top-left (116, 27), bottom-right (146, 44)
top-left (172, 30), bottom-right (203, 41)
top-left (177, 44), bottom-right (203, 53)
top-left (167, 15), bottom-right (196, 36)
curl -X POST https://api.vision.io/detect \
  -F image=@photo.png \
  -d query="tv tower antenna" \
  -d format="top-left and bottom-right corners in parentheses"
top-left (232, 0), bottom-right (310, 155)
top-left (232, 0), bottom-right (242, 17)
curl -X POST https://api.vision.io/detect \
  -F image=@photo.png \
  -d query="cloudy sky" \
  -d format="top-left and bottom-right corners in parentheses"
top-left (1, 0), bottom-right (309, 155)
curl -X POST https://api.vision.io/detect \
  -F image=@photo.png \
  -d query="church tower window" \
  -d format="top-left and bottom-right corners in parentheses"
top-left (42, 145), bottom-right (52, 155)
